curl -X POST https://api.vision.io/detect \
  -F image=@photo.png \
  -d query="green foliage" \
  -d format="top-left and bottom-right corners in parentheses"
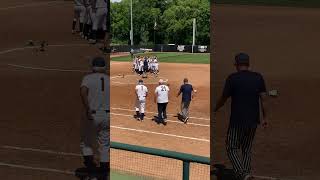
top-left (111, 52), bottom-right (210, 64)
top-left (111, 0), bottom-right (210, 45)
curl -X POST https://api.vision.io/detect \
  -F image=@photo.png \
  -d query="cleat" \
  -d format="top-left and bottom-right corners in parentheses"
top-left (184, 117), bottom-right (189, 124)
top-left (88, 39), bottom-right (97, 44)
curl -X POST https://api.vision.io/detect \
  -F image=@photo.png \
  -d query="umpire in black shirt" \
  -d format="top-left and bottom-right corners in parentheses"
top-left (214, 53), bottom-right (268, 180)
top-left (177, 78), bottom-right (196, 123)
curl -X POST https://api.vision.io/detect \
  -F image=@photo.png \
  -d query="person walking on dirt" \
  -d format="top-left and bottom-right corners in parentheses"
top-left (214, 53), bottom-right (268, 180)
top-left (177, 78), bottom-right (197, 123)
top-left (154, 79), bottom-right (170, 125)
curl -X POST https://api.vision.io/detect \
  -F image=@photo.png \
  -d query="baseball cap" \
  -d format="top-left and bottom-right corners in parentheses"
top-left (235, 53), bottom-right (250, 65)
top-left (92, 57), bottom-right (106, 67)
top-left (138, 79), bottom-right (143, 84)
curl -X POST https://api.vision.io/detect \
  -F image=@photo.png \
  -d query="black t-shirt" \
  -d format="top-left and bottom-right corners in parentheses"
top-left (144, 60), bottom-right (148, 67)
top-left (223, 70), bottom-right (266, 128)
top-left (180, 84), bottom-right (193, 102)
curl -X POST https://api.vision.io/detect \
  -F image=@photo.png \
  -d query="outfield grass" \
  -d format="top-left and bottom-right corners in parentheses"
top-left (111, 52), bottom-right (210, 64)
top-left (111, 171), bottom-right (157, 180)
top-left (214, 0), bottom-right (320, 8)
top-left (111, 172), bottom-right (143, 180)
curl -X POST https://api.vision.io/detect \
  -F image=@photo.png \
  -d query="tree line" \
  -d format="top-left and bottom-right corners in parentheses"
top-left (111, 0), bottom-right (210, 45)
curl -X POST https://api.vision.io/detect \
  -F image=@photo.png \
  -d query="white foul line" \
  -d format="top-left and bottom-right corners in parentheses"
top-left (7, 64), bottom-right (89, 73)
top-left (1, 145), bottom-right (80, 157)
top-left (0, 43), bottom-right (91, 55)
top-left (0, 1), bottom-right (64, 11)
top-left (0, 162), bottom-right (74, 175)
top-left (111, 125), bottom-right (210, 143)
top-left (111, 112), bottom-right (209, 127)
top-left (111, 107), bottom-right (210, 121)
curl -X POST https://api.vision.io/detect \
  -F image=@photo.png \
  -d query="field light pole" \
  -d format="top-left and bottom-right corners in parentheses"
top-left (130, 0), bottom-right (133, 46)
top-left (192, 18), bottom-right (196, 53)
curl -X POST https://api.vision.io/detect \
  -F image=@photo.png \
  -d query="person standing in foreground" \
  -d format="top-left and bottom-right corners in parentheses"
top-left (134, 79), bottom-right (148, 121)
top-left (89, 0), bottom-right (108, 44)
top-left (154, 79), bottom-right (169, 125)
top-left (214, 53), bottom-right (268, 180)
top-left (80, 57), bottom-right (110, 180)
top-left (177, 78), bottom-right (197, 123)
top-left (72, 0), bottom-right (86, 34)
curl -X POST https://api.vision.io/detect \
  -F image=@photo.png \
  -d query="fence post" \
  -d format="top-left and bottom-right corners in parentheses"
top-left (182, 161), bottom-right (190, 180)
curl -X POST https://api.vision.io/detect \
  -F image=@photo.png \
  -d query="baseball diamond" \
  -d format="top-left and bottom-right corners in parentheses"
top-left (110, 52), bottom-right (210, 179)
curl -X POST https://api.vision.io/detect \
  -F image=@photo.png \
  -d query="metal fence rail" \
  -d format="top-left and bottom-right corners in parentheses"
top-left (111, 141), bottom-right (210, 180)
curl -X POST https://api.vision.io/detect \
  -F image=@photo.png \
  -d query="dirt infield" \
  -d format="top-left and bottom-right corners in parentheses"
top-left (212, 4), bottom-right (320, 180)
top-left (110, 61), bottom-right (210, 179)
top-left (0, 0), bottom-right (108, 179)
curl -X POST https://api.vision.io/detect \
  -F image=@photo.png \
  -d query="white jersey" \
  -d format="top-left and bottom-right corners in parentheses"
top-left (155, 85), bottom-right (169, 103)
top-left (135, 84), bottom-right (148, 101)
top-left (95, 0), bottom-right (107, 8)
top-left (81, 73), bottom-right (110, 111)
top-left (139, 60), bottom-right (144, 67)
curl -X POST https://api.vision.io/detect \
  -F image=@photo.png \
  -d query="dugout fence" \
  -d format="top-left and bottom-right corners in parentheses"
top-left (111, 142), bottom-right (210, 180)
top-left (111, 44), bottom-right (210, 53)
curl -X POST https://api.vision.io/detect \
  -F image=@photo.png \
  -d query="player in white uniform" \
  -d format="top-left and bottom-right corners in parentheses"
top-left (80, 57), bottom-right (109, 179)
top-left (138, 58), bottom-right (144, 75)
top-left (72, 0), bottom-right (86, 34)
top-left (81, 0), bottom-right (93, 39)
top-left (89, 0), bottom-right (108, 44)
top-left (154, 58), bottom-right (159, 74)
top-left (134, 79), bottom-right (148, 121)
top-left (154, 79), bottom-right (169, 125)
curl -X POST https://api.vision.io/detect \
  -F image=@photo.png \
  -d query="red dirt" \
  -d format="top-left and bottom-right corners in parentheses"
top-left (110, 61), bottom-right (210, 179)
top-left (212, 4), bottom-right (320, 180)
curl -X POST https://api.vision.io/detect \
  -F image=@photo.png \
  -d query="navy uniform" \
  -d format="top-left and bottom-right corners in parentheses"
top-left (214, 53), bottom-right (267, 180)
top-left (177, 78), bottom-right (196, 123)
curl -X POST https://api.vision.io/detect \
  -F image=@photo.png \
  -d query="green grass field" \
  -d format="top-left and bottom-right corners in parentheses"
top-left (111, 52), bottom-right (210, 64)
top-left (111, 172), bottom-right (143, 180)
top-left (111, 171), bottom-right (157, 180)
top-left (214, 0), bottom-right (320, 8)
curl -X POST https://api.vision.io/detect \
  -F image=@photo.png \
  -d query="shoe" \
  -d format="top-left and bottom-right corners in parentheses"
top-left (162, 119), bottom-right (167, 126)
top-left (243, 174), bottom-right (253, 180)
top-left (88, 39), bottom-right (97, 44)
top-left (184, 117), bottom-right (189, 124)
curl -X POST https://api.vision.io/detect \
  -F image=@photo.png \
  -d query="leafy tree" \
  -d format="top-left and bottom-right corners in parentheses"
top-left (111, 0), bottom-right (210, 45)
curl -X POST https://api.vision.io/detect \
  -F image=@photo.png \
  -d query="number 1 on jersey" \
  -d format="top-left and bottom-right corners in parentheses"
top-left (101, 77), bottom-right (105, 91)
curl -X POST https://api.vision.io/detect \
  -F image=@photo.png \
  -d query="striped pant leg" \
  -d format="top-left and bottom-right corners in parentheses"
top-left (226, 126), bottom-right (244, 177)
top-left (181, 101), bottom-right (191, 119)
top-left (241, 127), bottom-right (256, 175)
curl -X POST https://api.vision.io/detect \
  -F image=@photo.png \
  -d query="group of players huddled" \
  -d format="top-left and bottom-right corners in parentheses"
top-left (72, 0), bottom-right (108, 44)
top-left (132, 56), bottom-right (160, 76)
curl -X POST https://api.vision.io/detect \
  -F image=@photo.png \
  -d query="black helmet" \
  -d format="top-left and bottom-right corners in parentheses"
top-left (235, 53), bottom-right (249, 65)
top-left (92, 57), bottom-right (106, 67)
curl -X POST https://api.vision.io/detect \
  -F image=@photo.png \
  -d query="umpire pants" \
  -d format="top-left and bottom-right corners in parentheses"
top-left (157, 103), bottom-right (168, 121)
top-left (180, 100), bottom-right (191, 119)
top-left (226, 126), bottom-right (256, 178)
